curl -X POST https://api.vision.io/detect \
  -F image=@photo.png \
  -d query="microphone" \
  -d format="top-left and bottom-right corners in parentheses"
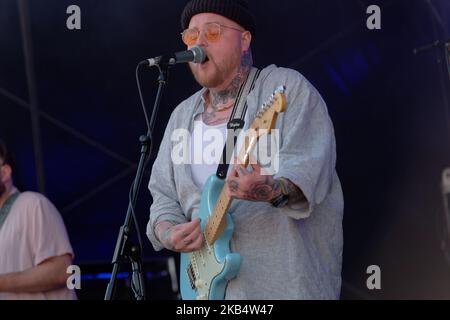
top-left (139, 46), bottom-right (206, 67)
top-left (413, 38), bottom-right (450, 55)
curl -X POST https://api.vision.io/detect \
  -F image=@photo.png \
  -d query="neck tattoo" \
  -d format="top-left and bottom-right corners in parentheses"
top-left (208, 65), bottom-right (251, 112)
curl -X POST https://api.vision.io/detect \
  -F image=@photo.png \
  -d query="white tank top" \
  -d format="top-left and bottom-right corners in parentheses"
top-left (190, 118), bottom-right (228, 189)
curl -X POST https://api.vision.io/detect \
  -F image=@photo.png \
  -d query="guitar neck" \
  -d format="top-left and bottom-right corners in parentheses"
top-left (204, 188), bottom-right (232, 245)
top-left (204, 136), bottom-right (256, 245)
top-left (203, 86), bottom-right (287, 246)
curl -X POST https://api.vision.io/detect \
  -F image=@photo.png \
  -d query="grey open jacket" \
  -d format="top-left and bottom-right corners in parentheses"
top-left (146, 64), bottom-right (344, 299)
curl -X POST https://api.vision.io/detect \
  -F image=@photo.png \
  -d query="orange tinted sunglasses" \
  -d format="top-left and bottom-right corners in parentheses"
top-left (181, 22), bottom-right (244, 46)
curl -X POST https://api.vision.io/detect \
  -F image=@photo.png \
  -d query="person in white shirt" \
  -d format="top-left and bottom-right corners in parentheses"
top-left (0, 139), bottom-right (77, 300)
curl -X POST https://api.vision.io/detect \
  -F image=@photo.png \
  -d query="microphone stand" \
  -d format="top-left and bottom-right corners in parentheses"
top-left (104, 61), bottom-right (170, 300)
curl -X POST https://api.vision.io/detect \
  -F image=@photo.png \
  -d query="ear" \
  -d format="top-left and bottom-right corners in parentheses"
top-left (241, 30), bottom-right (252, 52)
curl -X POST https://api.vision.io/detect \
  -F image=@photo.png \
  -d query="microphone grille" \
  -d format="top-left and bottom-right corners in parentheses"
top-left (190, 45), bottom-right (206, 64)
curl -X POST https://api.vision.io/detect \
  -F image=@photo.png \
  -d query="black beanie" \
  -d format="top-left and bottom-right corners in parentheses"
top-left (181, 0), bottom-right (256, 36)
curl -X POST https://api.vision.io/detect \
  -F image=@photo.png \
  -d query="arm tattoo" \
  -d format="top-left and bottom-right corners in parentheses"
top-left (281, 178), bottom-right (306, 205)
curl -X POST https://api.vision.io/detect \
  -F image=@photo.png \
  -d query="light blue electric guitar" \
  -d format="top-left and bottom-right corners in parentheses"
top-left (180, 86), bottom-right (287, 300)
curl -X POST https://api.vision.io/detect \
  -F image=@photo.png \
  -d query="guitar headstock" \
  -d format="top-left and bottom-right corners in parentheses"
top-left (250, 86), bottom-right (286, 135)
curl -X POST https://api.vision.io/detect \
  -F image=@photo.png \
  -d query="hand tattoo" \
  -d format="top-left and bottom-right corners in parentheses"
top-left (229, 176), bottom-right (282, 202)
top-left (155, 220), bottom-right (177, 250)
top-left (161, 228), bottom-right (174, 250)
top-left (229, 180), bottom-right (239, 193)
top-left (227, 172), bottom-right (307, 205)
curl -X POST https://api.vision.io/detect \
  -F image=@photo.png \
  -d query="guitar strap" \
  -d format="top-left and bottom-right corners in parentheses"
top-left (216, 67), bottom-right (261, 179)
top-left (0, 192), bottom-right (20, 232)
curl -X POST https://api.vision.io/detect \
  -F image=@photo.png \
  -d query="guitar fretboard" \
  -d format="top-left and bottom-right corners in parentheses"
top-left (204, 189), bottom-right (232, 245)
top-left (202, 87), bottom-right (286, 245)
top-left (204, 136), bottom-right (255, 245)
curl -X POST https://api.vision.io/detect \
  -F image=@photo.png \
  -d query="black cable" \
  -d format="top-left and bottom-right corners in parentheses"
top-left (119, 63), bottom-right (151, 298)
top-left (130, 65), bottom-right (151, 262)
top-left (129, 179), bottom-right (144, 260)
top-left (136, 64), bottom-right (151, 133)
top-left (127, 61), bottom-right (168, 299)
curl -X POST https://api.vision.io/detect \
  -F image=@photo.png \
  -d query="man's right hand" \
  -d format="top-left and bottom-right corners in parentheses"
top-left (156, 219), bottom-right (203, 252)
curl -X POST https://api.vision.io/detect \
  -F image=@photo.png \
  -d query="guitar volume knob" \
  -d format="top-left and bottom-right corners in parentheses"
top-left (195, 279), bottom-right (206, 288)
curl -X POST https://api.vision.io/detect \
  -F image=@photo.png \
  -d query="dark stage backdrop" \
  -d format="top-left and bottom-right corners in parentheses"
top-left (1, 0), bottom-right (449, 299)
